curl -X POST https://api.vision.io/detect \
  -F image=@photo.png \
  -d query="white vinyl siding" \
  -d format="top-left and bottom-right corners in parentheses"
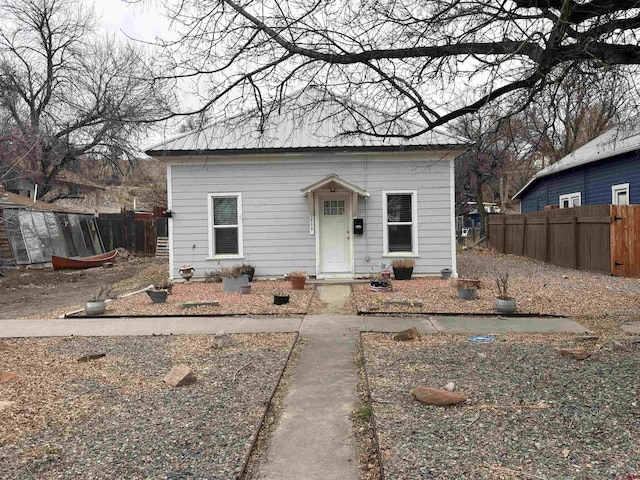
top-left (208, 193), bottom-right (243, 259)
top-left (167, 154), bottom-right (455, 278)
top-left (382, 190), bottom-right (418, 256)
top-left (559, 192), bottom-right (581, 208)
top-left (612, 183), bottom-right (629, 205)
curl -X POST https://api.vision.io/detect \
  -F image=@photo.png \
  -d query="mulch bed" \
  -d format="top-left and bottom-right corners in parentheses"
top-left (361, 333), bottom-right (640, 480)
top-left (0, 333), bottom-right (297, 479)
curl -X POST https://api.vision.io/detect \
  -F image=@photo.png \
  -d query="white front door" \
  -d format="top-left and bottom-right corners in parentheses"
top-left (318, 194), bottom-right (352, 277)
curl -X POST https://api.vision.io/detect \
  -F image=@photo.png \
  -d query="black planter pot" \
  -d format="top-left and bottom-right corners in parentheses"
top-left (241, 266), bottom-right (255, 282)
top-left (273, 295), bottom-right (290, 305)
top-left (392, 267), bottom-right (413, 280)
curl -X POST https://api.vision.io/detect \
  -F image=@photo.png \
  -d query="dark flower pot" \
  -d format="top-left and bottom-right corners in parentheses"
top-left (274, 295), bottom-right (290, 305)
top-left (146, 290), bottom-right (168, 303)
top-left (241, 266), bottom-right (255, 282)
top-left (392, 267), bottom-right (413, 280)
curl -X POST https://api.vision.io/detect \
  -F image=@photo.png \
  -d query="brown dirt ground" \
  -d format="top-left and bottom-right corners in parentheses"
top-left (0, 257), bottom-right (167, 319)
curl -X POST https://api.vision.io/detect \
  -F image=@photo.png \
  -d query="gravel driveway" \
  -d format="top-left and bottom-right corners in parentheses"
top-left (361, 333), bottom-right (640, 480)
top-left (0, 334), bottom-right (297, 479)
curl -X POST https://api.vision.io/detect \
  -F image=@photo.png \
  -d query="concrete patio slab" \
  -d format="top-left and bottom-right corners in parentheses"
top-left (161, 317), bottom-right (242, 335)
top-left (363, 316), bottom-right (438, 333)
top-left (317, 285), bottom-right (352, 313)
top-left (429, 315), bottom-right (513, 334)
top-left (299, 314), bottom-right (364, 335)
top-left (429, 315), bottom-right (590, 334)
top-left (232, 316), bottom-right (303, 333)
top-left (505, 317), bottom-right (591, 333)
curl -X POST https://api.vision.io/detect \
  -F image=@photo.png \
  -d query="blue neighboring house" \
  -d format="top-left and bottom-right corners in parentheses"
top-left (513, 126), bottom-right (640, 213)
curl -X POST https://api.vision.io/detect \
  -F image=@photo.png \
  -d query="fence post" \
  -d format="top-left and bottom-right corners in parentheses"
top-left (521, 216), bottom-right (527, 256)
top-left (572, 215), bottom-right (579, 269)
top-left (501, 216), bottom-right (506, 253)
top-left (543, 216), bottom-right (549, 263)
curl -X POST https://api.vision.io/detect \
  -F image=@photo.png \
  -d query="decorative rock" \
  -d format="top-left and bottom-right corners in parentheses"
top-left (163, 364), bottom-right (197, 387)
top-left (443, 381), bottom-right (456, 392)
top-left (393, 327), bottom-right (420, 342)
top-left (212, 334), bottom-right (236, 349)
top-left (77, 353), bottom-right (106, 362)
top-left (0, 401), bottom-right (15, 411)
top-left (411, 386), bottom-right (466, 406)
top-left (0, 372), bottom-right (18, 383)
top-left (559, 347), bottom-right (591, 360)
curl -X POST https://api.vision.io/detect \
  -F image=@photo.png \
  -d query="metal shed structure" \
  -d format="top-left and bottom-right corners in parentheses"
top-left (0, 189), bottom-right (104, 267)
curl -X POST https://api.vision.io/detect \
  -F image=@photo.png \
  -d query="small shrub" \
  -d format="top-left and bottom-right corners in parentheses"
top-left (290, 271), bottom-right (307, 278)
top-left (391, 259), bottom-right (415, 268)
top-left (217, 265), bottom-right (246, 278)
top-left (496, 273), bottom-right (511, 299)
top-left (203, 271), bottom-right (222, 283)
top-left (356, 403), bottom-right (373, 421)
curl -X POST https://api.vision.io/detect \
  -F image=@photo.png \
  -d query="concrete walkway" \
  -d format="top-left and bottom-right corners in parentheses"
top-left (258, 314), bottom-right (361, 480)
top-left (0, 314), bottom-right (591, 338)
top-left (0, 283), bottom-right (598, 480)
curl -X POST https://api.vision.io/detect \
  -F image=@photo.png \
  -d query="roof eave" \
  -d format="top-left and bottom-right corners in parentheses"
top-left (146, 144), bottom-right (467, 157)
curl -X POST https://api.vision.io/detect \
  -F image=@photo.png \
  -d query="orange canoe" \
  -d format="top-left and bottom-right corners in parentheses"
top-left (51, 250), bottom-right (118, 269)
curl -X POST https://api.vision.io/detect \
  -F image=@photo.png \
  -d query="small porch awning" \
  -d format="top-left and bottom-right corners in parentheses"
top-left (300, 174), bottom-right (369, 215)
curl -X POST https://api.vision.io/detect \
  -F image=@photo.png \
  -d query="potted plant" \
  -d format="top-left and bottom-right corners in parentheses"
top-left (370, 273), bottom-right (392, 292)
top-left (218, 265), bottom-right (249, 292)
top-left (273, 293), bottom-right (290, 305)
top-left (146, 278), bottom-right (173, 303)
top-left (495, 273), bottom-right (517, 313)
top-left (391, 259), bottom-right (415, 280)
top-left (456, 278), bottom-right (480, 300)
top-left (290, 271), bottom-right (307, 290)
top-left (85, 286), bottom-right (112, 315)
top-left (239, 262), bottom-right (256, 282)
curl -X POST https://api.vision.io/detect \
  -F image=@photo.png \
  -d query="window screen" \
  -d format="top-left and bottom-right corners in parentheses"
top-left (213, 196), bottom-right (239, 255)
top-left (386, 193), bottom-right (414, 253)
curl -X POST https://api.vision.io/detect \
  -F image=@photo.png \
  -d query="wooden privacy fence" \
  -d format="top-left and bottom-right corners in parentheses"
top-left (96, 210), bottom-right (166, 256)
top-left (488, 205), bottom-right (640, 277)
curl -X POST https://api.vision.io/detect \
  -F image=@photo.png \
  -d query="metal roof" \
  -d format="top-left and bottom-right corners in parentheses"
top-left (513, 126), bottom-right (640, 200)
top-left (146, 89), bottom-right (468, 155)
top-left (0, 189), bottom-right (87, 214)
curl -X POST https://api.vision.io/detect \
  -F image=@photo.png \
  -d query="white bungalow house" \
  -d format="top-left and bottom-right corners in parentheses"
top-left (146, 91), bottom-right (468, 280)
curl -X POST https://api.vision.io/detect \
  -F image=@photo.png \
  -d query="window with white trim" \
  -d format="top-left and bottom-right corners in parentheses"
top-left (612, 183), bottom-right (630, 205)
top-left (383, 191), bottom-right (418, 255)
top-left (208, 193), bottom-right (243, 258)
top-left (559, 192), bottom-right (581, 208)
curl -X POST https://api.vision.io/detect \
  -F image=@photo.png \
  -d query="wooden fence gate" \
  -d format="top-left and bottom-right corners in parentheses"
top-left (97, 210), bottom-right (157, 256)
top-left (487, 205), bottom-right (640, 276)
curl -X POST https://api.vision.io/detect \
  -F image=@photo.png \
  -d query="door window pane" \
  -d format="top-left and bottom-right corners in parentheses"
top-left (323, 200), bottom-right (345, 215)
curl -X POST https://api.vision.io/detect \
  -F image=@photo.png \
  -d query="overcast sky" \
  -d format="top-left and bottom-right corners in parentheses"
top-left (92, 0), bottom-right (170, 42)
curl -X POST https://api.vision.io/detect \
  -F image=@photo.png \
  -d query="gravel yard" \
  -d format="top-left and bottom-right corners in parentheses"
top-left (0, 333), bottom-right (297, 479)
top-left (361, 333), bottom-right (640, 480)
top-left (71, 281), bottom-right (323, 318)
top-left (348, 249), bottom-right (640, 336)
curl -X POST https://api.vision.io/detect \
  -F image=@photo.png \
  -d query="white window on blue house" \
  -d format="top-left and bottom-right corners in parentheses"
top-left (208, 193), bottom-right (243, 258)
top-left (559, 192), bottom-right (581, 208)
top-left (383, 191), bottom-right (418, 256)
top-left (612, 183), bottom-right (630, 205)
